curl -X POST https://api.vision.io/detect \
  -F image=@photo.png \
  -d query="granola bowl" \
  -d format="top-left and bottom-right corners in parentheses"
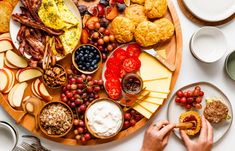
top-left (38, 101), bottom-right (74, 138)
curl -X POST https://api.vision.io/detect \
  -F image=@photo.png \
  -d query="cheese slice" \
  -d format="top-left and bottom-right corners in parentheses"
top-left (140, 90), bottom-right (168, 99)
top-left (133, 105), bottom-right (152, 119)
top-left (139, 52), bottom-right (172, 81)
top-left (144, 76), bottom-right (172, 93)
top-left (136, 101), bottom-right (159, 113)
top-left (144, 98), bottom-right (165, 105)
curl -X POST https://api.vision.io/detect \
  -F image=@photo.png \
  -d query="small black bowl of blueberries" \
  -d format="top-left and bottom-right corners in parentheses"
top-left (72, 44), bottom-right (102, 74)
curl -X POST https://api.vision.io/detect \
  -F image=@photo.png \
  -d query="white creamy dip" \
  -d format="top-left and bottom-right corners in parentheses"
top-left (86, 100), bottom-right (123, 137)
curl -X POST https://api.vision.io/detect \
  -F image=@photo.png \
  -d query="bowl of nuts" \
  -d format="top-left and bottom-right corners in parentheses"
top-left (72, 44), bottom-right (102, 74)
top-left (42, 64), bottom-right (67, 89)
top-left (38, 101), bottom-right (73, 138)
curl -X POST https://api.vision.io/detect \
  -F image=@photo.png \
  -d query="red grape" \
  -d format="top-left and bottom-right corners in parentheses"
top-left (175, 97), bottom-right (181, 103)
top-left (195, 103), bottom-right (202, 109)
top-left (186, 104), bottom-right (192, 109)
top-left (180, 97), bottom-right (187, 104)
top-left (130, 119), bottom-right (136, 126)
top-left (124, 121), bottom-right (130, 128)
top-left (124, 113), bottom-right (131, 120)
top-left (74, 119), bottom-right (79, 126)
top-left (77, 127), bottom-right (84, 134)
top-left (84, 133), bottom-right (91, 141)
top-left (195, 97), bottom-right (202, 103)
top-left (199, 91), bottom-right (204, 96)
top-left (177, 90), bottom-right (184, 98)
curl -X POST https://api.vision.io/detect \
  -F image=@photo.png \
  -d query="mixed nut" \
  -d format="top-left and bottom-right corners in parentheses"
top-left (43, 64), bottom-right (66, 88)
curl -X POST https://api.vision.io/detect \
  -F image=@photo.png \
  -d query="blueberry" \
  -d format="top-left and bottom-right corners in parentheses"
top-left (99, 0), bottom-right (109, 6)
top-left (94, 64), bottom-right (98, 69)
top-left (100, 17), bottom-right (109, 28)
top-left (95, 54), bottom-right (100, 59)
top-left (117, 3), bottom-right (126, 12)
top-left (82, 46), bottom-right (86, 49)
top-left (82, 66), bottom-right (86, 70)
top-left (89, 66), bottom-right (94, 71)
top-left (79, 65), bottom-right (83, 69)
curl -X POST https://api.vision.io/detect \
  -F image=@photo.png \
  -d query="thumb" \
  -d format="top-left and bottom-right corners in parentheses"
top-left (180, 130), bottom-right (191, 145)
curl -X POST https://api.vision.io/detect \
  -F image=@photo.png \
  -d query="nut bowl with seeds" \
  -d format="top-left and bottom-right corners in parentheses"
top-left (38, 101), bottom-right (74, 138)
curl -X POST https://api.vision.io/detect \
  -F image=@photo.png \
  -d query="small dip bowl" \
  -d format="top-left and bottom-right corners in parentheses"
top-left (72, 44), bottom-right (102, 74)
top-left (0, 121), bottom-right (18, 150)
top-left (42, 64), bottom-right (67, 89)
top-left (225, 50), bottom-right (235, 80)
top-left (190, 27), bottom-right (227, 63)
top-left (85, 98), bottom-right (124, 139)
top-left (38, 101), bottom-right (73, 138)
top-left (122, 73), bottom-right (143, 95)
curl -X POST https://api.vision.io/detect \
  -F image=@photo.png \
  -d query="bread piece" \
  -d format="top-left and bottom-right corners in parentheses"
top-left (154, 18), bottom-right (174, 42)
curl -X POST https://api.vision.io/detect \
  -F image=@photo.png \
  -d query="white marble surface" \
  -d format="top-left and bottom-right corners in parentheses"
top-left (1, 0), bottom-right (235, 150)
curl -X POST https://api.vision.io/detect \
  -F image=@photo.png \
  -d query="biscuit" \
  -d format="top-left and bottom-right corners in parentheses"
top-left (145, 0), bottom-right (167, 19)
top-left (124, 4), bottom-right (147, 27)
top-left (134, 21), bottom-right (160, 47)
top-left (154, 18), bottom-right (174, 42)
top-left (111, 16), bottom-right (135, 43)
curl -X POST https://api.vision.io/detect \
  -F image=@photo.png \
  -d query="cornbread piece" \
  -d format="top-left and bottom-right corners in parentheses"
top-left (111, 16), bottom-right (135, 43)
top-left (40, 103), bottom-right (72, 135)
top-left (204, 100), bottom-right (229, 123)
top-left (124, 4), bottom-right (147, 26)
top-left (134, 21), bottom-right (160, 47)
top-left (179, 111), bottom-right (201, 136)
top-left (145, 0), bottom-right (167, 19)
top-left (154, 18), bottom-right (174, 42)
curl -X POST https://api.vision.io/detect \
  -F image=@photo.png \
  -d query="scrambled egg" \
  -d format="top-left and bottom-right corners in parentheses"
top-left (38, 0), bottom-right (81, 55)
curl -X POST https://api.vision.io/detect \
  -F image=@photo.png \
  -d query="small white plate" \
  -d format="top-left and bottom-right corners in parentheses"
top-left (183, 0), bottom-right (235, 22)
top-left (167, 82), bottom-right (233, 143)
top-left (190, 27), bottom-right (227, 63)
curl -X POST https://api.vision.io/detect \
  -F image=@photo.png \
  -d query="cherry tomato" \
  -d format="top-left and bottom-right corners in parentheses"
top-left (122, 57), bottom-right (141, 72)
top-left (107, 87), bottom-right (122, 100)
top-left (126, 44), bottom-right (141, 58)
top-left (113, 48), bottom-right (128, 62)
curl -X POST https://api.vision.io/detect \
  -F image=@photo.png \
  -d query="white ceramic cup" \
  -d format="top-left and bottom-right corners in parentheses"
top-left (190, 26), bottom-right (227, 63)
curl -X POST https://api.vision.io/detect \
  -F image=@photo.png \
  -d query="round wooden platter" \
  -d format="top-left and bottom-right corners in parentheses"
top-left (0, 0), bottom-right (182, 146)
top-left (177, 0), bottom-right (235, 26)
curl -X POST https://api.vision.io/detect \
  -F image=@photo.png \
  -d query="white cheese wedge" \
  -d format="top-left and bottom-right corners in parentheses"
top-left (133, 105), bottom-right (152, 119)
top-left (140, 90), bottom-right (168, 98)
top-left (143, 98), bottom-right (164, 105)
top-left (139, 52), bottom-right (172, 81)
top-left (136, 101), bottom-right (159, 113)
top-left (143, 76), bottom-right (172, 93)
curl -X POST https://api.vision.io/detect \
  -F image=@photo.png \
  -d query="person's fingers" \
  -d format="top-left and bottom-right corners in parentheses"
top-left (180, 130), bottom-right (191, 145)
top-left (153, 120), bottom-right (170, 131)
top-left (158, 123), bottom-right (175, 138)
top-left (199, 115), bottom-right (208, 139)
top-left (162, 131), bottom-right (171, 147)
top-left (207, 120), bottom-right (214, 143)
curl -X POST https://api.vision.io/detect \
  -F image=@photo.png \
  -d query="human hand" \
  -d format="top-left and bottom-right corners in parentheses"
top-left (180, 115), bottom-right (213, 151)
top-left (141, 120), bottom-right (175, 151)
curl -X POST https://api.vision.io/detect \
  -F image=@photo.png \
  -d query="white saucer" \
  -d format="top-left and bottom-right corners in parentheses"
top-left (183, 0), bottom-right (235, 22)
top-left (190, 27), bottom-right (227, 63)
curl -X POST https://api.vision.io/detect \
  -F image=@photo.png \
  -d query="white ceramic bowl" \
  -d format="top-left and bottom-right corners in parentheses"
top-left (190, 27), bottom-right (227, 63)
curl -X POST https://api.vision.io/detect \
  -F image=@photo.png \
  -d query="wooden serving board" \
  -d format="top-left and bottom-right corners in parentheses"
top-left (0, 0), bottom-right (182, 146)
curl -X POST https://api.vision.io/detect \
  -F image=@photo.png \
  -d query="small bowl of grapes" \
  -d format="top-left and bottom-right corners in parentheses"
top-left (72, 44), bottom-right (102, 74)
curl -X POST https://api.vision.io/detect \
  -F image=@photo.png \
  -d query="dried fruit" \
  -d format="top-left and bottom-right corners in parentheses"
top-left (105, 6), bottom-right (118, 20)
top-left (88, 6), bottom-right (98, 16)
top-left (97, 4), bottom-right (105, 17)
top-left (80, 29), bottom-right (89, 44)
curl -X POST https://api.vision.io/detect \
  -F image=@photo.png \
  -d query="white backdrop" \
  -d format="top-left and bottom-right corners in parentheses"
top-left (1, 0), bottom-right (235, 150)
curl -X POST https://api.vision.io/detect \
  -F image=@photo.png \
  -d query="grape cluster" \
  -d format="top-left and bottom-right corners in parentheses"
top-left (84, 20), bottom-right (117, 60)
top-left (123, 109), bottom-right (144, 129)
top-left (61, 74), bottom-right (103, 143)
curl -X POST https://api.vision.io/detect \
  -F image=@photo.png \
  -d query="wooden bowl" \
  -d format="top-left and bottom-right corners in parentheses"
top-left (42, 64), bottom-right (67, 89)
top-left (38, 101), bottom-right (74, 138)
top-left (85, 98), bottom-right (124, 139)
top-left (72, 44), bottom-right (102, 74)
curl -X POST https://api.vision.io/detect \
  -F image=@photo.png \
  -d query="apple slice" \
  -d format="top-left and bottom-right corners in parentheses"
top-left (8, 83), bottom-right (20, 108)
top-left (38, 82), bottom-right (53, 102)
top-left (0, 33), bottom-right (11, 39)
top-left (2, 68), bottom-right (16, 94)
top-left (31, 79), bottom-right (42, 99)
top-left (4, 58), bottom-right (17, 69)
top-left (0, 40), bottom-right (13, 52)
top-left (0, 53), bottom-right (4, 69)
top-left (0, 69), bottom-right (9, 92)
top-left (17, 67), bottom-right (42, 82)
top-left (12, 82), bottom-right (28, 107)
top-left (6, 50), bottom-right (28, 68)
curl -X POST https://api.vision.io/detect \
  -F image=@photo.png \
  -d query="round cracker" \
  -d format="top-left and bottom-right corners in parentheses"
top-left (0, 1), bottom-right (13, 33)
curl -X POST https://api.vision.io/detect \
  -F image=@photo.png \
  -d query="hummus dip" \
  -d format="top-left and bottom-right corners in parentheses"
top-left (86, 100), bottom-right (123, 137)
